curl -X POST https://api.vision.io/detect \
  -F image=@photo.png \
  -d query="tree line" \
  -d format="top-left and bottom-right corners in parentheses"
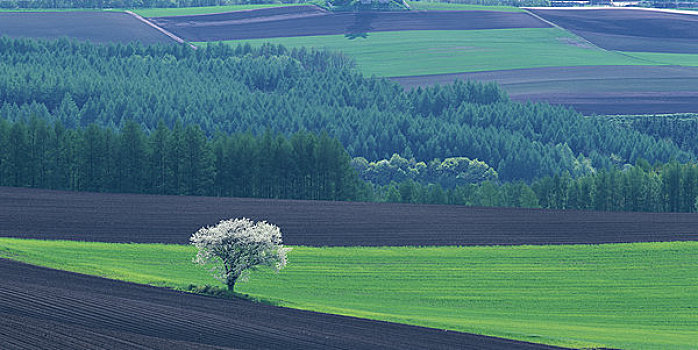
top-left (2, 117), bottom-right (697, 212)
top-left (1, 37), bottom-right (692, 182)
top-left (0, 117), bottom-right (359, 201)
top-left (374, 161), bottom-right (698, 213)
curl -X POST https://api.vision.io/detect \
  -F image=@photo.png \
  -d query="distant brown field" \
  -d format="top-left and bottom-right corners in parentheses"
top-left (1, 187), bottom-right (696, 246)
top-left (149, 5), bottom-right (549, 42)
top-left (528, 8), bottom-right (698, 53)
top-left (0, 12), bottom-right (173, 44)
top-left (392, 65), bottom-right (698, 115)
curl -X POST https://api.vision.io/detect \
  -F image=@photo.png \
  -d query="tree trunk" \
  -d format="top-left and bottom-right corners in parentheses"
top-left (227, 277), bottom-right (236, 292)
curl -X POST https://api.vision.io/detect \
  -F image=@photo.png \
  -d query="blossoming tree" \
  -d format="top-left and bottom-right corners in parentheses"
top-left (190, 218), bottom-right (290, 291)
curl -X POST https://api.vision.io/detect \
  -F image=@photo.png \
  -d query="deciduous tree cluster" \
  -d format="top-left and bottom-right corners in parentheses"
top-left (377, 161), bottom-right (698, 212)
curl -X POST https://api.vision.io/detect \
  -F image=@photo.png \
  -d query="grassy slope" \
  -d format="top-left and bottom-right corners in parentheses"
top-left (0, 238), bottom-right (695, 350)
top-left (622, 51), bottom-right (698, 67)
top-left (405, 1), bottom-right (523, 12)
top-left (212, 28), bottom-right (656, 77)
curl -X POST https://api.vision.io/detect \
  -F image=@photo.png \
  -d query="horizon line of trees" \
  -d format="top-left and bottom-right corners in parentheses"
top-left (0, 117), bottom-right (360, 201)
top-left (1, 117), bottom-right (697, 212)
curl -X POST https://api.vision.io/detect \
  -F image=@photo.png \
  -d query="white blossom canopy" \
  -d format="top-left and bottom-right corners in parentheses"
top-left (191, 218), bottom-right (290, 290)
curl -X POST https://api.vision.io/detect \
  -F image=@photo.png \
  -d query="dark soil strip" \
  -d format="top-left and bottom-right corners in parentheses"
top-left (391, 65), bottom-right (698, 115)
top-left (527, 9), bottom-right (698, 53)
top-left (149, 6), bottom-right (549, 42)
top-left (0, 12), bottom-right (174, 44)
top-left (1, 187), bottom-right (696, 246)
top-left (0, 259), bottom-right (566, 350)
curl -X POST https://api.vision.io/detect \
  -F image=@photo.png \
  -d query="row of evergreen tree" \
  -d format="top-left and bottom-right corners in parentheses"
top-left (0, 117), bottom-right (359, 201)
top-left (2, 117), bottom-right (697, 212)
top-left (376, 161), bottom-right (698, 213)
top-left (0, 37), bottom-right (692, 182)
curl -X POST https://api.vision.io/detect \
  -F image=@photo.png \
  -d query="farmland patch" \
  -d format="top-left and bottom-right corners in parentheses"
top-left (528, 8), bottom-right (698, 53)
top-left (219, 28), bottom-right (646, 77)
top-left (1, 239), bottom-right (695, 349)
top-left (1, 187), bottom-right (696, 245)
top-left (0, 11), bottom-right (174, 44)
top-left (0, 258), bottom-right (554, 350)
top-left (392, 65), bottom-right (698, 115)
top-left (150, 6), bottom-right (549, 42)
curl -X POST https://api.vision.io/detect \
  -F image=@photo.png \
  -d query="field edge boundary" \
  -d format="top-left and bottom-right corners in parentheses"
top-left (125, 10), bottom-right (196, 49)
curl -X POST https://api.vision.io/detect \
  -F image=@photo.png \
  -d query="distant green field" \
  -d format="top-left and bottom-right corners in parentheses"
top-left (405, 1), bottom-right (523, 11)
top-left (211, 28), bottom-right (659, 77)
top-left (132, 4), bottom-right (303, 17)
top-left (1, 238), bottom-right (696, 350)
top-left (622, 51), bottom-right (698, 67)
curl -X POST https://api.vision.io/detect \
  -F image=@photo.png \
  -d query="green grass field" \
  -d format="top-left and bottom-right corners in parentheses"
top-left (622, 51), bottom-right (698, 67)
top-left (0, 238), bottom-right (695, 349)
top-left (405, 1), bottom-right (523, 12)
top-left (212, 28), bottom-right (664, 77)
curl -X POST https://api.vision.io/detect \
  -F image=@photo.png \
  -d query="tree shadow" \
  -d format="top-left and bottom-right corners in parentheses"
top-left (345, 32), bottom-right (369, 40)
top-left (345, 11), bottom-right (376, 40)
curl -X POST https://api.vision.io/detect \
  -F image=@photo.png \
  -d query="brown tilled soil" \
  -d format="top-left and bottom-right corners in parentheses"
top-left (528, 8), bottom-right (698, 53)
top-left (149, 6), bottom-right (549, 42)
top-left (1, 187), bottom-right (696, 246)
top-left (392, 65), bottom-right (698, 115)
top-left (0, 12), bottom-right (174, 44)
top-left (0, 259), bottom-right (567, 350)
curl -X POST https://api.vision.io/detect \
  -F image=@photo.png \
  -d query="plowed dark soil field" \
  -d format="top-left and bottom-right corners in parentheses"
top-left (528, 8), bottom-right (698, 53)
top-left (149, 5), bottom-right (549, 42)
top-left (392, 65), bottom-right (698, 115)
top-left (0, 12), bottom-right (173, 44)
top-left (1, 187), bottom-right (696, 245)
top-left (0, 259), bottom-right (565, 350)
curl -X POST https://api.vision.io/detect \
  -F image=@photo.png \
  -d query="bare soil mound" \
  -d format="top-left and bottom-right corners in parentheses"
top-left (149, 6), bottom-right (549, 41)
top-left (0, 12), bottom-right (174, 44)
top-left (0, 259), bottom-right (565, 350)
top-left (1, 187), bottom-right (696, 246)
top-left (392, 65), bottom-right (698, 115)
top-left (528, 8), bottom-right (698, 53)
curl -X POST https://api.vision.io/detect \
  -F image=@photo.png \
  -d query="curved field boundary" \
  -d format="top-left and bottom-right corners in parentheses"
top-left (1, 187), bottom-right (696, 246)
top-left (527, 8), bottom-right (698, 53)
top-left (391, 65), bottom-right (698, 115)
top-left (0, 258), bottom-right (566, 350)
top-left (0, 12), bottom-right (174, 44)
top-left (148, 6), bottom-right (550, 42)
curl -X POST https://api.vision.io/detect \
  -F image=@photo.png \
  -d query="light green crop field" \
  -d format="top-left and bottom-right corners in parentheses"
top-left (622, 51), bottom-right (698, 67)
top-left (0, 238), bottom-right (696, 349)
top-left (210, 28), bottom-right (662, 77)
top-left (131, 4), bottom-right (304, 17)
top-left (405, 1), bottom-right (523, 12)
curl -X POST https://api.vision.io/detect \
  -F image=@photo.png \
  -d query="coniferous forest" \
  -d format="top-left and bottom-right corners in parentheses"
top-left (1, 37), bottom-right (697, 211)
